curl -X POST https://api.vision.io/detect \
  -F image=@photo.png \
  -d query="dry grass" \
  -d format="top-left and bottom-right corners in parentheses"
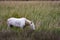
top-left (0, 1), bottom-right (60, 40)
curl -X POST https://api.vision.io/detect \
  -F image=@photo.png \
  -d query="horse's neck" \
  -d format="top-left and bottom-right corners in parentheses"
top-left (25, 20), bottom-right (30, 26)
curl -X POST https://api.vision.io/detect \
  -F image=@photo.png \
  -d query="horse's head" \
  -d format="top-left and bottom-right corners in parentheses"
top-left (25, 19), bottom-right (35, 30)
top-left (30, 21), bottom-right (35, 30)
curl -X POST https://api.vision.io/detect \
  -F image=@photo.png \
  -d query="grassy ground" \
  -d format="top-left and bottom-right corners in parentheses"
top-left (0, 1), bottom-right (60, 40)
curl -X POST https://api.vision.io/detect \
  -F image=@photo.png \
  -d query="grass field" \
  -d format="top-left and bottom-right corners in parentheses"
top-left (0, 1), bottom-right (60, 40)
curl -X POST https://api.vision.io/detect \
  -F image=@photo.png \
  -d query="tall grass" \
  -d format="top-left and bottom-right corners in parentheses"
top-left (0, 1), bottom-right (60, 40)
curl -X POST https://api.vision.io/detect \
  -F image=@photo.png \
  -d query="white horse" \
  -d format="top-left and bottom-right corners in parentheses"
top-left (7, 17), bottom-right (35, 30)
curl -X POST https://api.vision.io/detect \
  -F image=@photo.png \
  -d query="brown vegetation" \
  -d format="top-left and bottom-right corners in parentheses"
top-left (0, 30), bottom-right (60, 40)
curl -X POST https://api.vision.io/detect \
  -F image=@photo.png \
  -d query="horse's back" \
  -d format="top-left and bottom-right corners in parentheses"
top-left (7, 18), bottom-right (17, 21)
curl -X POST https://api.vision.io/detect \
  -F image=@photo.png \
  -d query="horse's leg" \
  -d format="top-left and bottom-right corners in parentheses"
top-left (23, 25), bottom-right (26, 29)
top-left (7, 24), bottom-right (11, 32)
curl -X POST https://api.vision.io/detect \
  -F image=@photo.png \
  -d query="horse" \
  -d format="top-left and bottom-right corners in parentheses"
top-left (7, 17), bottom-right (35, 30)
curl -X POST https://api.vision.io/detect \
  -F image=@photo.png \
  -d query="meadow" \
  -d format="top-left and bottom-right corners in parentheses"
top-left (0, 1), bottom-right (60, 40)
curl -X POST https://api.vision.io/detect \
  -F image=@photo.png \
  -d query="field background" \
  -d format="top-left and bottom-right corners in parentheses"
top-left (0, 1), bottom-right (60, 40)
